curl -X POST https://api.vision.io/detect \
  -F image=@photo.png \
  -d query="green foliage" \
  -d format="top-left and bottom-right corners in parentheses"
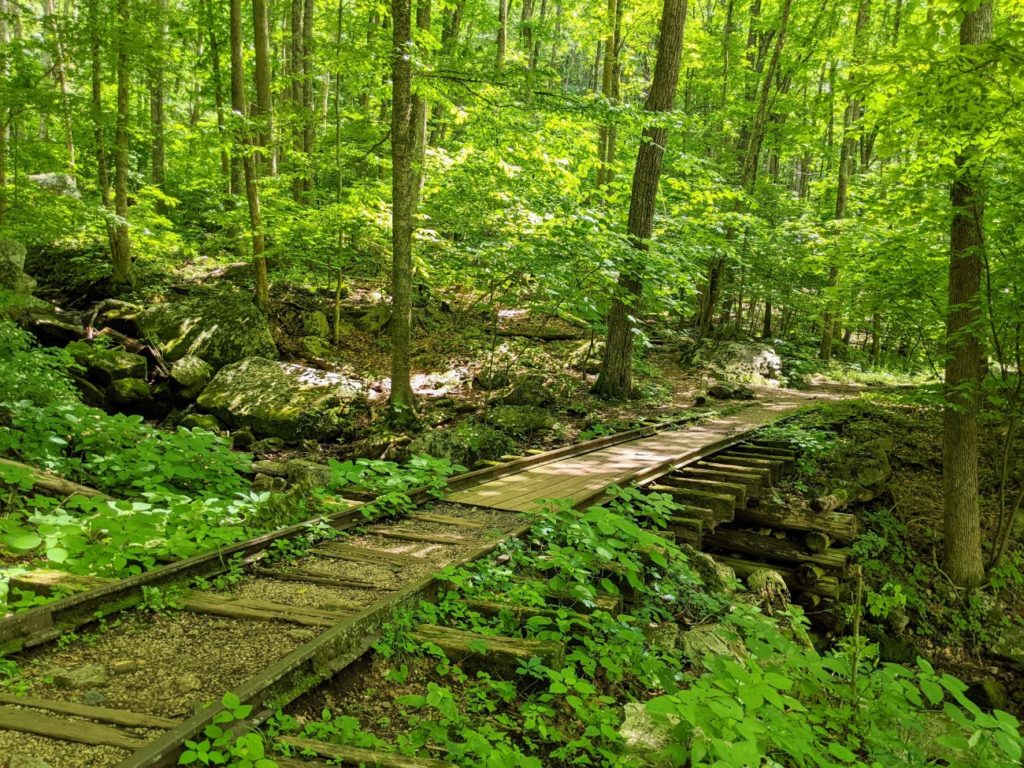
top-left (0, 314), bottom-right (78, 405)
top-left (325, 454), bottom-right (464, 519)
top-left (180, 693), bottom-right (276, 768)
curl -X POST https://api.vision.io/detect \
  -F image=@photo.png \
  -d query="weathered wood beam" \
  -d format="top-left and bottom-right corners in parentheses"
top-left (703, 529), bottom-right (849, 570)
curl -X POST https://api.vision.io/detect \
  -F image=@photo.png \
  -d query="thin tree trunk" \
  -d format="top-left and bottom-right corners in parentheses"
top-left (821, 0), bottom-right (869, 361)
top-left (43, 0), bottom-right (75, 181)
top-left (252, 0), bottom-right (276, 174)
top-left (0, 0), bottom-right (10, 225)
top-left (595, 0), bottom-right (622, 189)
top-left (497, 0), bottom-right (508, 68)
top-left (411, 0), bottom-right (431, 203)
top-left (206, 0), bottom-right (232, 193)
top-left (301, 0), bottom-right (315, 191)
top-left (230, 0), bottom-right (270, 313)
top-left (390, 0), bottom-right (417, 418)
top-left (593, 0), bottom-right (688, 399)
top-left (149, 0), bottom-right (168, 214)
top-left (111, 0), bottom-right (133, 291)
top-left (943, 2), bottom-right (991, 589)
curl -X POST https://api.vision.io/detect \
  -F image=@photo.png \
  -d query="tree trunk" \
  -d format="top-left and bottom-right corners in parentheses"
top-left (821, 0), bottom-right (869, 361)
top-left (230, 0), bottom-right (270, 313)
top-left (389, 0), bottom-right (417, 419)
top-left (301, 0), bottom-right (315, 190)
top-left (111, 0), bottom-right (134, 291)
top-left (205, 0), bottom-right (232, 193)
top-left (252, 0), bottom-right (276, 174)
top-left (497, 0), bottom-right (508, 68)
top-left (411, 0), bottom-right (431, 203)
top-left (593, 0), bottom-right (687, 399)
top-left (149, 0), bottom-right (168, 214)
top-left (595, 0), bottom-right (622, 189)
top-left (943, 2), bottom-right (991, 589)
top-left (42, 0), bottom-right (75, 181)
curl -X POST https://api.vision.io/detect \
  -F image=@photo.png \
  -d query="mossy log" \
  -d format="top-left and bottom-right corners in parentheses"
top-left (8, 569), bottom-right (116, 597)
top-left (657, 476), bottom-right (747, 509)
top-left (804, 531), bottom-right (833, 553)
top-left (732, 507), bottom-right (858, 544)
top-left (723, 449), bottom-right (794, 473)
top-left (696, 460), bottom-right (773, 484)
top-left (677, 466), bottom-right (763, 497)
top-left (0, 457), bottom-right (110, 499)
top-left (277, 736), bottom-right (449, 768)
top-left (710, 454), bottom-right (784, 482)
top-left (412, 624), bottom-right (564, 677)
top-left (648, 484), bottom-right (736, 523)
top-left (704, 528), bottom-right (849, 570)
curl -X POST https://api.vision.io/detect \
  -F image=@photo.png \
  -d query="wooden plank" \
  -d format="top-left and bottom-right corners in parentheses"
top-left (412, 624), bottom-right (564, 676)
top-left (252, 566), bottom-right (385, 590)
top-left (674, 467), bottom-right (762, 496)
top-left (0, 705), bottom-right (149, 750)
top-left (311, 542), bottom-right (424, 567)
top-left (648, 485), bottom-right (736, 522)
top-left (703, 529), bottom-right (849, 569)
top-left (410, 512), bottom-right (486, 528)
top-left (657, 477), bottom-right (747, 509)
top-left (733, 444), bottom-right (796, 459)
top-left (695, 460), bottom-right (772, 484)
top-left (709, 454), bottom-right (783, 482)
top-left (182, 594), bottom-right (348, 627)
top-left (8, 570), bottom-right (116, 598)
top-left (724, 450), bottom-right (794, 472)
top-left (0, 693), bottom-right (179, 729)
top-left (366, 529), bottom-right (467, 545)
top-left (279, 736), bottom-right (449, 768)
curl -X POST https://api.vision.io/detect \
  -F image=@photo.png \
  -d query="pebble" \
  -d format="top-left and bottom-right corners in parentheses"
top-left (109, 659), bottom-right (140, 674)
top-left (81, 689), bottom-right (107, 707)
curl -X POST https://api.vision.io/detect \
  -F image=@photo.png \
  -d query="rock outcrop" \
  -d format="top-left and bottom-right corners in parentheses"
top-left (196, 357), bottom-right (366, 440)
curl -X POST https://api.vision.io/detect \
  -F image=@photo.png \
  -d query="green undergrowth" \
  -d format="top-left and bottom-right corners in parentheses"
top-left (250, 487), bottom-right (1022, 768)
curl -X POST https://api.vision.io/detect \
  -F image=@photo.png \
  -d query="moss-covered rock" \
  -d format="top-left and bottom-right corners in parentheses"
top-left (170, 355), bottom-right (213, 399)
top-left (408, 419), bottom-right (516, 468)
top-left (179, 412), bottom-right (222, 432)
top-left (356, 304), bottom-right (391, 333)
top-left (137, 288), bottom-right (278, 370)
top-left (568, 340), bottom-right (604, 375)
top-left (0, 238), bottom-right (36, 296)
top-left (302, 310), bottom-right (331, 338)
top-left (66, 340), bottom-right (148, 385)
top-left (196, 357), bottom-right (366, 441)
top-left (300, 335), bottom-right (335, 359)
top-left (106, 377), bottom-right (151, 404)
top-left (498, 373), bottom-right (555, 407)
top-left (486, 405), bottom-right (557, 435)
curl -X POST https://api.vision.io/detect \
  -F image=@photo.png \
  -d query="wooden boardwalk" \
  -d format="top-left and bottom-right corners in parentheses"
top-left (447, 399), bottom-right (805, 512)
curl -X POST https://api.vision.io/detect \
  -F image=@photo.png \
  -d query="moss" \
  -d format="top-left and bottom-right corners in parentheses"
top-left (408, 419), bottom-right (516, 467)
top-left (486, 405), bottom-right (557, 435)
top-left (67, 341), bottom-right (148, 384)
top-left (106, 377), bottom-right (150, 404)
top-left (196, 357), bottom-right (366, 441)
top-left (137, 288), bottom-right (278, 370)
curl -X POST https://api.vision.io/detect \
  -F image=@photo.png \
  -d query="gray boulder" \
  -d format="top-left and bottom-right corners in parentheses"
top-left (196, 357), bottom-right (366, 440)
top-left (137, 289), bottom-right (278, 370)
top-left (27, 172), bottom-right (80, 199)
top-left (498, 373), bottom-right (555, 407)
top-left (170, 355), bottom-right (214, 399)
top-left (356, 305), bottom-right (391, 334)
top-left (619, 702), bottom-right (678, 766)
top-left (0, 238), bottom-right (36, 296)
top-left (989, 621), bottom-right (1024, 668)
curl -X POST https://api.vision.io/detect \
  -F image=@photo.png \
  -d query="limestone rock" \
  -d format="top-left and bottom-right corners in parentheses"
top-left (196, 357), bottom-right (367, 440)
top-left (356, 305), bottom-right (391, 334)
top-left (989, 621), bottom-right (1024, 668)
top-left (250, 437), bottom-right (285, 455)
top-left (302, 310), bottom-right (330, 338)
top-left (51, 664), bottom-right (108, 689)
top-left (66, 341), bottom-right (148, 385)
top-left (81, 689), bottom-right (107, 706)
top-left (619, 701), bottom-right (677, 765)
top-left (498, 374), bottom-right (555, 407)
top-left (300, 335), bottom-right (335, 359)
top-left (689, 341), bottom-right (783, 384)
top-left (179, 412), bottom-right (222, 432)
top-left (285, 458), bottom-right (332, 489)
top-left (679, 623), bottom-right (746, 667)
top-left (0, 238), bottom-right (37, 296)
top-left (170, 355), bottom-right (213, 399)
top-left (408, 419), bottom-right (516, 468)
top-left (568, 340), bottom-right (604, 375)
top-left (708, 383), bottom-right (755, 400)
top-left (486, 405), bottom-right (557, 435)
top-left (137, 288), bottom-right (278, 370)
top-left (966, 679), bottom-right (1008, 711)
top-left (106, 377), bottom-right (151, 405)
top-left (27, 172), bottom-right (80, 198)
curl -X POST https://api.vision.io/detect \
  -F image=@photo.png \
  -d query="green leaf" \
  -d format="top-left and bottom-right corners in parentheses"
top-left (828, 742), bottom-right (857, 762)
top-left (46, 546), bottom-right (69, 563)
top-left (3, 531), bottom-right (42, 551)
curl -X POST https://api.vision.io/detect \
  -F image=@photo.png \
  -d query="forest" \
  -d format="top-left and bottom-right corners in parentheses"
top-left (0, 0), bottom-right (1023, 765)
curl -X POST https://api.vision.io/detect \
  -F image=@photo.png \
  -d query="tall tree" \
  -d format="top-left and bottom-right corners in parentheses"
top-left (820, 0), bottom-right (870, 362)
top-left (389, 0), bottom-right (417, 418)
top-left (252, 0), bottom-right (276, 174)
top-left (111, 0), bottom-right (134, 291)
top-left (943, 0), bottom-right (992, 588)
top-left (593, 0), bottom-right (688, 399)
top-left (230, 0), bottom-right (270, 312)
top-left (149, 0), bottom-right (168, 214)
top-left (595, 0), bottom-right (622, 189)
top-left (497, 0), bottom-right (508, 68)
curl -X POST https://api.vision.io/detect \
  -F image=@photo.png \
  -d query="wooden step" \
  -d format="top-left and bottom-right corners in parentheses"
top-left (0, 693), bottom-right (179, 728)
top-left (703, 529), bottom-right (849, 570)
top-left (725, 449), bottom-right (795, 472)
top-left (366, 528), bottom-right (467, 545)
top-left (648, 485), bottom-right (735, 523)
top-left (735, 443), bottom-right (796, 459)
top-left (657, 476), bottom-right (747, 509)
top-left (182, 594), bottom-right (351, 626)
top-left (461, 598), bottom-right (587, 623)
top-left (412, 624), bottom-right (564, 677)
top-left (311, 541), bottom-right (424, 568)
top-left (709, 454), bottom-right (784, 482)
top-left (732, 507), bottom-right (858, 544)
top-left (410, 512), bottom-right (486, 528)
top-left (665, 515), bottom-right (703, 547)
top-left (253, 566), bottom-right (384, 590)
top-left (675, 466), bottom-right (763, 497)
top-left (0, 705), bottom-right (150, 750)
top-left (695, 460), bottom-right (772, 485)
top-left (277, 736), bottom-right (449, 768)
top-left (8, 569), bottom-right (116, 597)
top-left (748, 439), bottom-right (798, 451)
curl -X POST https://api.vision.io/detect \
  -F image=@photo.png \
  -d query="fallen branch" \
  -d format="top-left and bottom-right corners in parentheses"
top-left (0, 457), bottom-right (110, 500)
